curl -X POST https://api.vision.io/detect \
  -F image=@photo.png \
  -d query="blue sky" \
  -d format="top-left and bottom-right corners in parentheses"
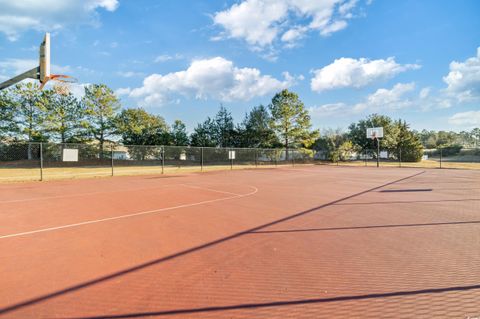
top-left (0, 0), bottom-right (479, 132)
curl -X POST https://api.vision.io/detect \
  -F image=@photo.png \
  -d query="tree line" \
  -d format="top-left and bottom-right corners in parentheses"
top-left (0, 84), bottom-right (318, 151)
top-left (1, 83), bottom-right (478, 162)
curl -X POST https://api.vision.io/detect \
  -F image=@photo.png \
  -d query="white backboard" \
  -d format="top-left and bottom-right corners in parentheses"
top-left (62, 149), bottom-right (78, 162)
top-left (39, 33), bottom-right (50, 83)
top-left (367, 127), bottom-right (384, 139)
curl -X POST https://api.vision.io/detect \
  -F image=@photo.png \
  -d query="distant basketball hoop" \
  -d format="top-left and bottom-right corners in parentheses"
top-left (366, 127), bottom-right (383, 167)
top-left (367, 127), bottom-right (384, 140)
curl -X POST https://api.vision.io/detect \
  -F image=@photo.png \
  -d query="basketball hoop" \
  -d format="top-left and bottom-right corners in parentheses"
top-left (366, 127), bottom-right (383, 140)
top-left (366, 127), bottom-right (383, 168)
top-left (40, 74), bottom-right (78, 95)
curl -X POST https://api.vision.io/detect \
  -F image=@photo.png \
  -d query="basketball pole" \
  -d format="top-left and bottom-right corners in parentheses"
top-left (376, 137), bottom-right (380, 168)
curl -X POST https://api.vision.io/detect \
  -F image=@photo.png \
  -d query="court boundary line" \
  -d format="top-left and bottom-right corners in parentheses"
top-left (0, 183), bottom-right (184, 205)
top-left (0, 182), bottom-right (243, 205)
top-left (0, 185), bottom-right (258, 240)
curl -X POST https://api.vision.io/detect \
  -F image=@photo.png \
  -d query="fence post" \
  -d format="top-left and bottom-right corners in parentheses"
top-left (364, 149), bottom-right (367, 166)
top-left (201, 147), bottom-right (204, 172)
top-left (39, 142), bottom-right (44, 181)
top-left (439, 147), bottom-right (442, 169)
top-left (111, 145), bottom-right (114, 176)
top-left (255, 148), bottom-right (258, 167)
top-left (230, 148), bottom-right (233, 170)
top-left (292, 150), bottom-right (295, 167)
top-left (162, 146), bottom-right (165, 174)
top-left (399, 148), bottom-right (402, 168)
top-left (376, 138), bottom-right (380, 168)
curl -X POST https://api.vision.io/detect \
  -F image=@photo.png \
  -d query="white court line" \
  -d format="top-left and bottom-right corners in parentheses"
top-left (0, 185), bottom-right (258, 240)
top-left (0, 183), bottom-right (184, 205)
top-left (181, 184), bottom-right (241, 196)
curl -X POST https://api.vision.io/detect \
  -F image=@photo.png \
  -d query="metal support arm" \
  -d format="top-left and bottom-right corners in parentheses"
top-left (0, 67), bottom-right (39, 90)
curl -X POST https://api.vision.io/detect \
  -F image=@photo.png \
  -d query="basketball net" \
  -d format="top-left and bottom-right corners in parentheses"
top-left (40, 74), bottom-right (78, 96)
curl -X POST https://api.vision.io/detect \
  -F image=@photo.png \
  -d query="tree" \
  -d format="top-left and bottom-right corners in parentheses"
top-left (190, 117), bottom-right (217, 147)
top-left (269, 89), bottom-right (317, 158)
top-left (214, 105), bottom-right (236, 147)
top-left (170, 120), bottom-right (189, 146)
top-left (43, 90), bottom-right (87, 143)
top-left (115, 108), bottom-right (169, 145)
top-left (394, 120), bottom-right (423, 162)
top-left (239, 105), bottom-right (278, 148)
top-left (418, 129), bottom-right (437, 148)
top-left (471, 128), bottom-right (480, 148)
top-left (82, 84), bottom-right (120, 157)
top-left (313, 129), bottom-right (352, 162)
top-left (115, 108), bottom-right (170, 160)
top-left (436, 130), bottom-right (456, 147)
top-left (0, 89), bottom-right (18, 142)
top-left (12, 83), bottom-right (49, 159)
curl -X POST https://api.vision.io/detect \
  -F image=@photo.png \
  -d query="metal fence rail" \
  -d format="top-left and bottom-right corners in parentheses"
top-left (0, 142), bottom-right (479, 181)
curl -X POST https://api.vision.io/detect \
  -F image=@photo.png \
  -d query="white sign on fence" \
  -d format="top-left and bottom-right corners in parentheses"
top-left (62, 149), bottom-right (79, 162)
top-left (228, 150), bottom-right (236, 160)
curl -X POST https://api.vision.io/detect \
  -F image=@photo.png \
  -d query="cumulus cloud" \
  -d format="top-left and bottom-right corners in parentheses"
top-left (448, 111), bottom-right (480, 128)
top-left (0, 0), bottom-right (119, 40)
top-left (311, 57), bottom-right (421, 92)
top-left (443, 47), bottom-right (480, 102)
top-left (122, 57), bottom-right (298, 106)
top-left (212, 0), bottom-right (362, 53)
top-left (353, 82), bottom-right (416, 112)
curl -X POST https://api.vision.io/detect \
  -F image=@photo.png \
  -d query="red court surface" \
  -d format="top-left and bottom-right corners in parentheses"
top-left (0, 166), bottom-right (479, 318)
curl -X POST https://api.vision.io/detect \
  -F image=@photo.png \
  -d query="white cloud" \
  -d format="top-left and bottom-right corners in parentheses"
top-left (419, 87), bottom-right (430, 99)
top-left (116, 71), bottom-right (144, 78)
top-left (311, 57), bottom-right (421, 92)
top-left (154, 54), bottom-right (183, 63)
top-left (443, 47), bottom-right (480, 102)
top-left (353, 82), bottom-right (416, 112)
top-left (0, 0), bottom-right (119, 40)
top-left (124, 57), bottom-right (297, 106)
top-left (309, 102), bottom-right (347, 118)
top-left (213, 0), bottom-right (362, 53)
top-left (448, 111), bottom-right (480, 128)
top-left (320, 20), bottom-right (348, 36)
top-left (115, 87), bottom-right (131, 96)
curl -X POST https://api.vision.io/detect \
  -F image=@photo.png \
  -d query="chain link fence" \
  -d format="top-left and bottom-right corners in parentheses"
top-left (1, 142), bottom-right (479, 181)
top-left (314, 146), bottom-right (480, 169)
top-left (0, 142), bottom-right (314, 181)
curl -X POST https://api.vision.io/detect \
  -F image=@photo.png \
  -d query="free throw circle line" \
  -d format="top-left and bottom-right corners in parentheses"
top-left (0, 185), bottom-right (258, 240)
